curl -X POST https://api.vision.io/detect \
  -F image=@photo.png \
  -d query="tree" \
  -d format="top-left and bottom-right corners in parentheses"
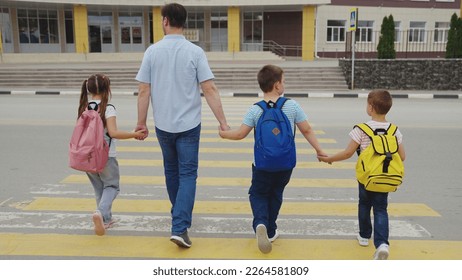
top-left (377, 15), bottom-right (396, 59)
top-left (446, 13), bottom-right (462, 58)
top-left (446, 13), bottom-right (458, 58)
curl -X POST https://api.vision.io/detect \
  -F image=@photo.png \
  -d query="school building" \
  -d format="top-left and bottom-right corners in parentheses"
top-left (0, 0), bottom-right (461, 61)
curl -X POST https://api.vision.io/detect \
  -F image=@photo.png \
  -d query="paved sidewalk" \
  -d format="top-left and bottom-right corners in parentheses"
top-left (0, 58), bottom-right (460, 98)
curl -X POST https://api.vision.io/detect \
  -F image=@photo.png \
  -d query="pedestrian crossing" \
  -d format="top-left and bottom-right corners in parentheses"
top-left (0, 97), bottom-right (456, 259)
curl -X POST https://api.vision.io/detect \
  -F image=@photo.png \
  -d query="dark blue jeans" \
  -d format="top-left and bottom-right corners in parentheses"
top-left (155, 124), bottom-right (200, 235)
top-left (358, 183), bottom-right (390, 248)
top-left (249, 164), bottom-right (293, 239)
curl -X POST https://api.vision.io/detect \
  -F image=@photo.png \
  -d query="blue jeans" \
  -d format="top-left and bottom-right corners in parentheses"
top-left (155, 124), bottom-right (200, 235)
top-left (86, 157), bottom-right (120, 224)
top-left (249, 164), bottom-right (293, 239)
top-left (358, 183), bottom-right (389, 248)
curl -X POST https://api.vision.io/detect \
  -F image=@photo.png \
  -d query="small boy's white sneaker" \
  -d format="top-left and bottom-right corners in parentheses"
top-left (373, 243), bottom-right (389, 260)
top-left (357, 234), bottom-right (369, 246)
top-left (256, 224), bottom-right (272, 254)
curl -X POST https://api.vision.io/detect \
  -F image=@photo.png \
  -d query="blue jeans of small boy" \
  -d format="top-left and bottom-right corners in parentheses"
top-left (249, 164), bottom-right (293, 239)
top-left (358, 183), bottom-right (389, 248)
top-left (155, 124), bottom-right (200, 236)
top-left (86, 157), bottom-right (120, 224)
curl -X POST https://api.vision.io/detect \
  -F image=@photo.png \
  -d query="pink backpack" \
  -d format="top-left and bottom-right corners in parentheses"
top-left (69, 102), bottom-right (110, 173)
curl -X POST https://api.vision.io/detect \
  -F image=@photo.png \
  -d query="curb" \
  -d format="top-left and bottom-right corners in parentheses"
top-left (1, 90), bottom-right (461, 99)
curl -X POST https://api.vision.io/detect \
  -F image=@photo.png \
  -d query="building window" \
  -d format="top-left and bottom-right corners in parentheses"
top-left (243, 11), bottom-right (262, 43)
top-left (327, 20), bottom-right (345, 42)
top-left (185, 11), bottom-right (204, 43)
top-left (434, 22), bottom-right (449, 43)
top-left (187, 12), bottom-right (204, 29)
top-left (409, 21), bottom-right (425, 42)
top-left (119, 11), bottom-right (143, 44)
top-left (17, 8), bottom-right (59, 44)
top-left (211, 11), bottom-right (228, 50)
top-left (64, 10), bottom-right (74, 44)
top-left (355, 20), bottom-right (373, 42)
top-left (394, 21), bottom-right (401, 43)
top-left (1, 7), bottom-right (12, 44)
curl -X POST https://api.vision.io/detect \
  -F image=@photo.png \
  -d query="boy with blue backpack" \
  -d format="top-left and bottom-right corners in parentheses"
top-left (219, 65), bottom-right (327, 253)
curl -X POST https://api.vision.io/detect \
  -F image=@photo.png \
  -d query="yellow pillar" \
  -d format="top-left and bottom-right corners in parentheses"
top-left (73, 5), bottom-right (88, 53)
top-left (228, 7), bottom-right (240, 53)
top-left (0, 31), bottom-right (3, 54)
top-left (302, 6), bottom-right (316, 61)
top-left (153, 7), bottom-right (163, 43)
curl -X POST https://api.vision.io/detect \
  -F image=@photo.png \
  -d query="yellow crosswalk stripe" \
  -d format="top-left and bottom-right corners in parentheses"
top-left (61, 175), bottom-right (357, 188)
top-left (117, 147), bottom-right (344, 154)
top-left (117, 159), bottom-right (354, 169)
top-left (21, 197), bottom-right (441, 217)
top-left (1, 233), bottom-right (458, 259)
top-left (124, 137), bottom-right (337, 143)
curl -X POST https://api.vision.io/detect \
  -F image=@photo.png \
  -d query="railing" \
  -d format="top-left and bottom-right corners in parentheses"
top-left (263, 40), bottom-right (302, 57)
top-left (344, 30), bottom-right (449, 59)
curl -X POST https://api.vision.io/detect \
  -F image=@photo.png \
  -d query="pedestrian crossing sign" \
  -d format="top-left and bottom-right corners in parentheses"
top-left (349, 8), bottom-right (358, 31)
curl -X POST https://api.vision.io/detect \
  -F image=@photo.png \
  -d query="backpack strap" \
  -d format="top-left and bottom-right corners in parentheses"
top-left (386, 123), bottom-right (398, 136)
top-left (87, 102), bottom-right (115, 147)
top-left (354, 123), bottom-right (398, 137)
top-left (253, 97), bottom-right (296, 137)
top-left (354, 123), bottom-right (374, 138)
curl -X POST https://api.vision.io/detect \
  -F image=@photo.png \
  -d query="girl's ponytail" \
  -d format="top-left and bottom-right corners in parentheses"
top-left (78, 79), bottom-right (89, 119)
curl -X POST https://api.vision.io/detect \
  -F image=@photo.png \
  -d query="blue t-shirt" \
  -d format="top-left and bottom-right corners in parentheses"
top-left (136, 35), bottom-right (214, 133)
top-left (243, 98), bottom-right (307, 135)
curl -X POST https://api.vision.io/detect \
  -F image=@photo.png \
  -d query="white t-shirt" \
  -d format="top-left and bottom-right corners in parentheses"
top-left (90, 100), bottom-right (117, 157)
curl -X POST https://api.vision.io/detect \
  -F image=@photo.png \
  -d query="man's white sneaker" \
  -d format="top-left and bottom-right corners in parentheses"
top-left (357, 234), bottom-right (369, 247)
top-left (256, 224), bottom-right (272, 254)
top-left (373, 243), bottom-right (389, 260)
top-left (269, 230), bottom-right (279, 243)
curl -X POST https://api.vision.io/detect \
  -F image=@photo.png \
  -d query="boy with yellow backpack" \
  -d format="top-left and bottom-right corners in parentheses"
top-left (318, 89), bottom-right (406, 260)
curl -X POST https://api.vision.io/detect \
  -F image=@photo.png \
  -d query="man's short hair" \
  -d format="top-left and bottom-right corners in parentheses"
top-left (161, 3), bottom-right (187, 28)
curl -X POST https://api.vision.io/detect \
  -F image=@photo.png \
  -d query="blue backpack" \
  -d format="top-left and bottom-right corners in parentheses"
top-left (254, 97), bottom-right (296, 172)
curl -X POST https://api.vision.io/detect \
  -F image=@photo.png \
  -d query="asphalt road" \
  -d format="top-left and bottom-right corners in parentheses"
top-left (0, 94), bottom-right (461, 260)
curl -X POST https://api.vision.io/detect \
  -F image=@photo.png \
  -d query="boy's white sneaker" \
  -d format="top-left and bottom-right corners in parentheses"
top-left (357, 234), bottom-right (369, 246)
top-left (373, 243), bottom-right (389, 260)
top-left (256, 224), bottom-right (272, 254)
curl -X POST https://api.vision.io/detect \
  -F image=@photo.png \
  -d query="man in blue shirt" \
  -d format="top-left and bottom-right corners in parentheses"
top-left (135, 3), bottom-right (229, 248)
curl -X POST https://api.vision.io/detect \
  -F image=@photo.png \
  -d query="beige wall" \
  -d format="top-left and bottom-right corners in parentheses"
top-left (10, 0), bottom-right (331, 6)
top-left (316, 5), bottom-right (459, 55)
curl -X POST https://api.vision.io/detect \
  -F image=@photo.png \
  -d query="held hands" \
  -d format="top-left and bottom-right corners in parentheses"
top-left (317, 153), bottom-right (333, 165)
top-left (218, 124), bottom-right (231, 139)
top-left (135, 124), bottom-right (149, 141)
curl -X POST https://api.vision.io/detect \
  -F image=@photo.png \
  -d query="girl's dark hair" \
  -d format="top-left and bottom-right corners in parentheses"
top-left (257, 65), bottom-right (284, 93)
top-left (161, 3), bottom-right (187, 28)
top-left (78, 74), bottom-right (111, 127)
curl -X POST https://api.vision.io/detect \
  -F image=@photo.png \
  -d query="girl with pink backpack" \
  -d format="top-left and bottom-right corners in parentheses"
top-left (72, 74), bottom-right (145, 236)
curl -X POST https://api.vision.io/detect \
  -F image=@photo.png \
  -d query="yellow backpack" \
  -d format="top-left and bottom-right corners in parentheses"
top-left (355, 123), bottom-right (404, 193)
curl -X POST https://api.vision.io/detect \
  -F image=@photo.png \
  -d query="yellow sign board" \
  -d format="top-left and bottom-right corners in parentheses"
top-left (349, 8), bottom-right (358, 31)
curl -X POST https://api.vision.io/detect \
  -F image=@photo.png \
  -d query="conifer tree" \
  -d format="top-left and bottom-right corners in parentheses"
top-left (446, 13), bottom-right (459, 58)
top-left (377, 15), bottom-right (396, 59)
